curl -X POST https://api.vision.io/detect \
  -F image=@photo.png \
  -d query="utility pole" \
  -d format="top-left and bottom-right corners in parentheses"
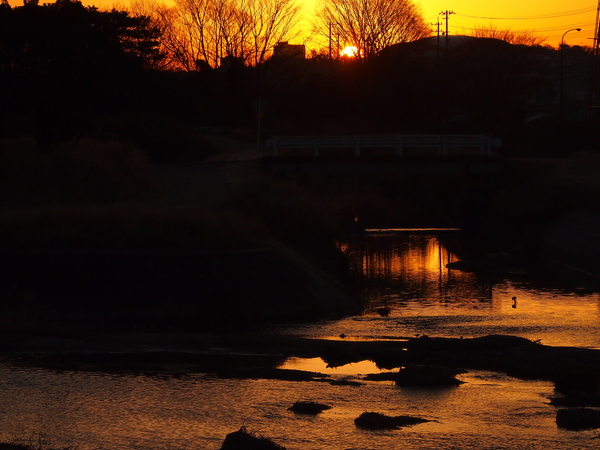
top-left (437, 12), bottom-right (453, 131)
top-left (440, 10), bottom-right (455, 49)
top-left (328, 22), bottom-right (332, 60)
top-left (432, 20), bottom-right (443, 131)
top-left (432, 20), bottom-right (442, 39)
top-left (590, 0), bottom-right (600, 114)
top-left (432, 20), bottom-right (442, 44)
top-left (432, 20), bottom-right (442, 59)
top-left (561, 28), bottom-right (581, 118)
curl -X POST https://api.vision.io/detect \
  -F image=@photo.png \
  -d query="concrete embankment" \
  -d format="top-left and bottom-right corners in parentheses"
top-left (542, 209), bottom-right (600, 282)
top-left (262, 157), bottom-right (507, 175)
top-left (0, 240), bottom-right (361, 333)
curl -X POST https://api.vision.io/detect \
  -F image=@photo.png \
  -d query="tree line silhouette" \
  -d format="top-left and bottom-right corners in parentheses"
top-left (130, 0), bottom-right (301, 70)
top-left (0, 0), bottom-right (597, 154)
top-left (0, 0), bottom-right (164, 144)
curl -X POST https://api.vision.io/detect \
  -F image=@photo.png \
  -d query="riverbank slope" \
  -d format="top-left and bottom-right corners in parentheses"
top-left (2, 133), bottom-right (600, 335)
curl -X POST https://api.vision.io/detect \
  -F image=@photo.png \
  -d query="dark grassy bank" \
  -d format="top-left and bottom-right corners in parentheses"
top-left (2, 122), bottom-right (600, 337)
top-left (0, 133), bottom-right (362, 337)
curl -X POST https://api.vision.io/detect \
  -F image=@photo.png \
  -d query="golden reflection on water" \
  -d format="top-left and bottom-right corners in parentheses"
top-left (278, 357), bottom-right (396, 376)
top-left (338, 234), bottom-right (484, 309)
top-left (340, 235), bottom-right (466, 282)
top-left (332, 234), bottom-right (600, 348)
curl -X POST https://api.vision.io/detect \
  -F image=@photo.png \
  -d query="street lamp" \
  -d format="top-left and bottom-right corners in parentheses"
top-left (560, 28), bottom-right (581, 118)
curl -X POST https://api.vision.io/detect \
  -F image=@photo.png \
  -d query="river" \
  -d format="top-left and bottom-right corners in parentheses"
top-left (1, 233), bottom-right (600, 449)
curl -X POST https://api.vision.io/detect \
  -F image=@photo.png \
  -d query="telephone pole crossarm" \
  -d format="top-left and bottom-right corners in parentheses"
top-left (439, 10), bottom-right (455, 48)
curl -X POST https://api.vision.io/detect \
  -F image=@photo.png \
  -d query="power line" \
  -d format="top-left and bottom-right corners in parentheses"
top-left (460, 21), bottom-right (596, 34)
top-left (546, 34), bottom-right (594, 42)
top-left (459, 21), bottom-right (596, 33)
top-left (440, 6), bottom-right (597, 46)
top-left (456, 7), bottom-right (596, 22)
top-left (461, 21), bottom-right (595, 37)
top-left (528, 21), bottom-right (596, 32)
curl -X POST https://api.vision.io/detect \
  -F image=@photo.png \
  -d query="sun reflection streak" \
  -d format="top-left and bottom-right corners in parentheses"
top-left (339, 234), bottom-right (485, 310)
top-left (278, 357), bottom-right (395, 376)
top-left (336, 233), bottom-right (600, 348)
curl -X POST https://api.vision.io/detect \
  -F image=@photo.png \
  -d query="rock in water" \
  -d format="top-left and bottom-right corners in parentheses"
top-left (556, 408), bottom-right (600, 430)
top-left (219, 427), bottom-right (286, 450)
top-left (288, 401), bottom-right (332, 414)
top-left (354, 412), bottom-right (430, 430)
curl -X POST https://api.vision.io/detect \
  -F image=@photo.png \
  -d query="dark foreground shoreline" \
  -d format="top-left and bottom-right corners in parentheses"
top-left (3, 331), bottom-right (600, 394)
top-left (0, 241), bottom-right (362, 336)
top-left (3, 332), bottom-right (600, 449)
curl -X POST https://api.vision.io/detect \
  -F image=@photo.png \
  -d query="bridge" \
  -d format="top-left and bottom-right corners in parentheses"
top-left (265, 134), bottom-right (501, 158)
top-left (263, 134), bottom-right (505, 174)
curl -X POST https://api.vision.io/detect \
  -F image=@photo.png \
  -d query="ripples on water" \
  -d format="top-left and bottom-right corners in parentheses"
top-left (2, 234), bottom-right (600, 449)
top-left (1, 364), bottom-right (597, 450)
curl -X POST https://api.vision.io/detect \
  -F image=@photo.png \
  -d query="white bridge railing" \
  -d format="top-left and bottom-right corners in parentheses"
top-left (265, 135), bottom-right (501, 157)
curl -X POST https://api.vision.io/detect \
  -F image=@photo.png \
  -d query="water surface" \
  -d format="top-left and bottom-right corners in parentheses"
top-left (2, 233), bottom-right (600, 449)
top-left (278, 234), bottom-right (600, 349)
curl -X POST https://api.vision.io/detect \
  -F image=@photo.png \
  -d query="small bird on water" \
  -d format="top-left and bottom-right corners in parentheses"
top-left (512, 296), bottom-right (517, 308)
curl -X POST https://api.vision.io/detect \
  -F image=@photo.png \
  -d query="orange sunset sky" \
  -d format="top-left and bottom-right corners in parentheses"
top-left (7, 0), bottom-right (599, 48)
top-left (421, 0), bottom-right (597, 47)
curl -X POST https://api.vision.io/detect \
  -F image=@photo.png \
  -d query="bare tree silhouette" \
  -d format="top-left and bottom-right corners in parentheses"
top-left (471, 24), bottom-right (546, 47)
top-left (316, 0), bottom-right (430, 59)
top-left (129, 0), bottom-right (185, 70)
top-left (132, 0), bottom-right (300, 69)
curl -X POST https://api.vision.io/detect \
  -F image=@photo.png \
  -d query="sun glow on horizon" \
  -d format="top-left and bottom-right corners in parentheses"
top-left (340, 45), bottom-right (359, 57)
top-left (5, 0), bottom-right (597, 48)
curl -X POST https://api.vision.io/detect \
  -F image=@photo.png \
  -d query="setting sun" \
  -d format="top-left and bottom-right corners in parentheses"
top-left (340, 45), bottom-right (359, 57)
